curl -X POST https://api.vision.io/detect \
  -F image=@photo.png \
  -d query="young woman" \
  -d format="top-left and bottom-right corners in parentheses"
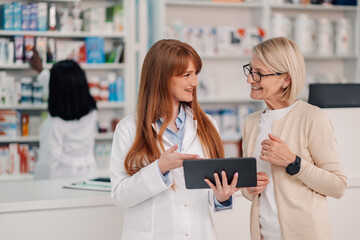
top-left (241, 37), bottom-right (347, 240)
top-left (110, 39), bottom-right (268, 239)
top-left (33, 59), bottom-right (98, 179)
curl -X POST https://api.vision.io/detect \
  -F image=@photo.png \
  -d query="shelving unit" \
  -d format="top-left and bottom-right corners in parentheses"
top-left (159, 0), bottom-right (360, 100)
top-left (270, 3), bottom-right (357, 11)
top-left (155, 0), bottom-right (360, 157)
top-left (166, 0), bottom-right (263, 8)
top-left (0, 0), bottom-right (148, 181)
top-left (0, 30), bottom-right (125, 38)
top-left (0, 102), bottom-right (125, 110)
top-left (0, 63), bottom-right (125, 70)
top-left (0, 133), bottom-right (114, 143)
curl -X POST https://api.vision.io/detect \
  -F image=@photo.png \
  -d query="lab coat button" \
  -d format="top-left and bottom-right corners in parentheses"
top-left (184, 203), bottom-right (188, 207)
top-left (185, 233), bottom-right (189, 237)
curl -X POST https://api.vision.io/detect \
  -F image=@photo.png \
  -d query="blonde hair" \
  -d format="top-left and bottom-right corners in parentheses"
top-left (252, 37), bottom-right (306, 102)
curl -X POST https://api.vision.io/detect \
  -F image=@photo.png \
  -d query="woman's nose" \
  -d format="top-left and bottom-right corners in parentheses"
top-left (191, 75), bottom-right (199, 87)
top-left (247, 74), bottom-right (254, 84)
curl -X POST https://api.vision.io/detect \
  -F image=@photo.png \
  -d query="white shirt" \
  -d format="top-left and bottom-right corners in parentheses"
top-left (34, 110), bottom-right (98, 179)
top-left (252, 101), bottom-right (298, 240)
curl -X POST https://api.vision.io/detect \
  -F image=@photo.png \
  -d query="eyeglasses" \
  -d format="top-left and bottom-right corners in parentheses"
top-left (243, 64), bottom-right (286, 83)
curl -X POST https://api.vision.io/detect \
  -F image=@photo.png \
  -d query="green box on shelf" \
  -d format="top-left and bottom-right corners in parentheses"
top-left (106, 5), bottom-right (124, 33)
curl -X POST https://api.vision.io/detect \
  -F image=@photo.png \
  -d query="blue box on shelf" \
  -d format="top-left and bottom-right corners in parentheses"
top-left (85, 37), bottom-right (105, 64)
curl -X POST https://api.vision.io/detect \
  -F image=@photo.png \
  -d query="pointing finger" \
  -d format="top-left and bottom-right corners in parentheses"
top-left (179, 153), bottom-right (200, 160)
top-left (167, 144), bottom-right (178, 153)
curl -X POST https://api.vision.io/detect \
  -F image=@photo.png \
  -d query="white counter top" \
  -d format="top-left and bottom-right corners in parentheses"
top-left (0, 178), bottom-right (113, 213)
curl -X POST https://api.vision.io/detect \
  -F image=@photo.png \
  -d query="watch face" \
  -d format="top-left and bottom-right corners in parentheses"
top-left (287, 163), bottom-right (300, 175)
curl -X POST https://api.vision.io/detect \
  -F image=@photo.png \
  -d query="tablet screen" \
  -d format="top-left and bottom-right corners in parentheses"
top-left (183, 157), bottom-right (257, 189)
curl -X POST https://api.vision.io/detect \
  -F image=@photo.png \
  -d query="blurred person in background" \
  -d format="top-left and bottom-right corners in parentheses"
top-left (241, 37), bottom-right (347, 240)
top-left (30, 50), bottom-right (98, 179)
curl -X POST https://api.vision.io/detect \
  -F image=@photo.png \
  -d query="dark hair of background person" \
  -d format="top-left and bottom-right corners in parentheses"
top-left (48, 60), bottom-right (97, 121)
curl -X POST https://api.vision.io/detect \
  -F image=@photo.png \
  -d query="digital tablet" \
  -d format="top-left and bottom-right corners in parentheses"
top-left (183, 157), bottom-right (257, 189)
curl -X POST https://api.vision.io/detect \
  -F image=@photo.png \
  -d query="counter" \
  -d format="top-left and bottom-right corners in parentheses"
top-left (0, 179), bottom-right (124, 240)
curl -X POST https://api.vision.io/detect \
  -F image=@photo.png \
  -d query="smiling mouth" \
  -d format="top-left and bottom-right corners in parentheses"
top-left (185, 89), bottom-right (193, 93)
top-left (251, 86), bottom-right (262, 90)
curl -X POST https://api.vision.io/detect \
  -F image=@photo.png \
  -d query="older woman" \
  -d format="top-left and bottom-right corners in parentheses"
top-left (241, 37), bottom-right (347, 240)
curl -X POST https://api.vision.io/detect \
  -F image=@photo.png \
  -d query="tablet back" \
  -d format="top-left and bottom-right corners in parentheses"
top-left (183, 157), bottom-right (257, 189)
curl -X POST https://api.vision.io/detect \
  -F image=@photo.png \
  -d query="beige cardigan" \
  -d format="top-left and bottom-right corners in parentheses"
top-left (241, 100), bottom-right (347, 240)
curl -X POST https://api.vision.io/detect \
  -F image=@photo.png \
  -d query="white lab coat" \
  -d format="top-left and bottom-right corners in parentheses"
top-left (110, 107), bottom-right (220, 240)
top-left (34, 110), bottom-right (98, 179)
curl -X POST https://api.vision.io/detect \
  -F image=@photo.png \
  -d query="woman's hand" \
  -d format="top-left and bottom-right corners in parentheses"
top-left (246, 172), bottom-right (270, 195)
top-left (260, 134), bottom-right (296, 168)
top-left (204, 171), bottom-right (240, 203)
top-left (158, 144), bottom-right (199, 174)
top-left (28, 49), bottom-right (44, 73)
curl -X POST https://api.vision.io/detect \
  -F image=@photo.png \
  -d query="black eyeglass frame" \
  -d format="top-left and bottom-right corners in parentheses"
top-left (243, 64), bottom-right (287, 83)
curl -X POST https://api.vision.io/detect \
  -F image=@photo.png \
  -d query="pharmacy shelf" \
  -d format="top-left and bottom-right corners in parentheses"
top-left (200, 54), bottom-right (358, 61)
top-left (166, 0), bottom-right (263, 8)
top-left (0, 104), bottom-right (47, 110)
top-left (0, 102), bottom-right (125, 110)
top-left (0, 136), bottom-right (39, 143)
top-left (0, 133), bottom-right (114, 143)
top-left (0, 63), bottom-right (125, 70)
top-left (198, 98), bottom-right (262, 105)
top-left (304, 55), bottom-right (358, 60)
top-left (0, 30), bottom-right (125, 39)
top-left (270, 3), bottom-right (357, 11)
top-left (201, 55), bottom-right (252, 60)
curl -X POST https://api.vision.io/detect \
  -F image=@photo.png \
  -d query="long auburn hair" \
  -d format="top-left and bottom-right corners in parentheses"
top-left (124, 39), bottom-right (225, 175)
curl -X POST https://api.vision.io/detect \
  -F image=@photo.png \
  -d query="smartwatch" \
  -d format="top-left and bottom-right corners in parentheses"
top-left (286, 155), bottom-right (301, 175)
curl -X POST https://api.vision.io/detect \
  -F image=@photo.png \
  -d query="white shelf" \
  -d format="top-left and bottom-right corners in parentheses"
top-left (270, 3), bottom-right (357, 11)
top-left (201, 54), bottom-right (251, 60)
top-left (166, 0), bottom-right (263, 8)
top-left (0, 30), bottom-right (125, 39)
top-left (0, 104), bottom-right (47, 110)
top-left (0, 102), bottom-right (124, 110)
top-left (0, 63), bottom-right (124, 70)
top-left (198, 55), bottom-right (358, 61)
top-left (0, 136), bottom-right (39, 143)
top-left (304, 55), bottom-right (358, 60)
top-left (198, 98), bottom-right (261, 104)
top-left (0, 133), bottom-right (114, 143)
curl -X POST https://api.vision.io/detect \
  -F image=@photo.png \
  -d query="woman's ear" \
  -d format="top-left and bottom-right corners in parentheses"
top-left (282, 74), bottom-right (291, 88)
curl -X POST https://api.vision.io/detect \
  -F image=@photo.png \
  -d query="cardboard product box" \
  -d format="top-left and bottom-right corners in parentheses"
top-left (85, 37), bottom-right (105, 63)
top-left (0, 4), bottom-right (13, 30)
top-left (12, 2), bottom-right (22, 31)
